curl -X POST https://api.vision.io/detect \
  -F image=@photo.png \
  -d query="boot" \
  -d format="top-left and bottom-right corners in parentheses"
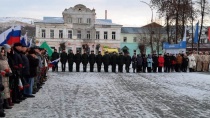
top-left (8, 98), bottom-right (14, 106)
top-left (0, 112), bottom-right (5, 117)
top-left (3, 99), bottom-right (12, 109)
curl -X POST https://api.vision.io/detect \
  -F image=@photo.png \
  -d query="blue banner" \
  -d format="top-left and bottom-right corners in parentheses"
top-left (163, 41), bottom-right (186, 49)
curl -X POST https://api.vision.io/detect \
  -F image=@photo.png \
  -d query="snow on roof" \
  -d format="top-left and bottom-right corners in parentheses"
top-left (35, 17), bottom-right (64, 24)
top-left (121, 27), bottom-right (142, 34)
top-left (95, 19), bottom-right (121, 26)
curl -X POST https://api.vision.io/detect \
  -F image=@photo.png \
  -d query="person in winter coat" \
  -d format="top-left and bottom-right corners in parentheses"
top-left (176, 54), bottom-right (183, 72)
top-left (152, 54), bottom-right (158, 73)
top-left (196, 52), bottom-right (203, 72)
top-left (82, 51), bottom-right (89, 72)
top-left (124, 53), bottom-right (131, 73)
top-left (188, 52), bottom-right (196, 72)
top-left (25, 49), bottom-right (39, 97)
top-left (158, 54), bottom-right (164, 72)
top-left (117, 52), bottom-right (124, 73)
top-left (67, 50), bottom-right (74, 72)
top-left (102, 52), bottom-right (110, 72)
top-left (202, 52), bottom-right (209, 72)
top-left (12, 43), bottom-right (26, 102)
top-left (51, 49), bottom-right (59, 72)
top-left (136, 54), bottom-right (143, 72)
top-left (95, 51), bottom-right (103, 72)
top-left (0, 75), bottom-right (5, 117)
top-left (131, 53), bottom-right (137, 73)
top-left (147, 54), bottom-right (153, 73)
top-left (170, 54), bottom-right (176, 72)
top-left (182, 54), bottom-right (189, 72)
top-left (60, 49), bottom-right (68, 72)
top-left (0, 49), bottom-right (12, 109)
top-left (164, 53), bottom-right (171, 73)
top-left (74, 50), bottom-right (81, 72)
top-left (142, 54), bottom-right (147, 73)
top-left (110, 52), bottom-right (118, 73)
top-left (89, 51), bottom-right (95, 72)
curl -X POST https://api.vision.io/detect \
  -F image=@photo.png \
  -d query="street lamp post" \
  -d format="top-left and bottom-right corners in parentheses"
top-left (140, 1), bottom-right (153, 23)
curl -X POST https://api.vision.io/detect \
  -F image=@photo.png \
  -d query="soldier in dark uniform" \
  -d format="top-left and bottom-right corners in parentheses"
top-left (111, 52), bottom-right (117, 72)
top-left (67, 50), bottom-right (74, 72)
top-left (165, 53), bottom-right (171, 73)
top-left (51, 49), bottom-right (59, 72)
top-left (95, 51), bottom-right (103, 72)
top-left (118, 52), bottom-right (124, 72)
top-left (89, 50), bottom-right (95, 72)
top-left (142, 54), bottom-right (147, 73)
top-left (124, 53), bottom-right (131, 73)
top-left (82, 51), bottom-right (89, 72)
top-left (152, 54), bottom-right (158, 72)
top-left (102, 51), bottom-right (110, 72)
top-left (60, 49), bottom-right (68, 72)
top-left (74, 50), bottom-right (81, 72)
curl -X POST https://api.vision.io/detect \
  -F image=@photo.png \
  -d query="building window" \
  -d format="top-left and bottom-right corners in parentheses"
top-left (96, 31), bottom-right (100, 39)
top-left (59, 30), bottom-right (63, 38)
top-left (87, 31), bottom-right (90, 39)
top-left (77, 30), bottom-right (81, 39)
top-left (68, 30), bottom-right (72, 39)
top-left (112, 32), bottom-right (116, 40)
top-left (133, 37), bottom-right (137, 42)
top-left (78, 18), bottom-right (82, 23)
top-left (68, 17), bottom-right (72, 23)
top-left (50, 30), bottom-right (54, 38)
top-left (41, 29), bottom-right (46, 38)
top-left (104, 31), bottom-right (108, 39)
top-left (123, 37), bottom-right (127, 42)
top-left (87, 18), bottom-right (91, 24)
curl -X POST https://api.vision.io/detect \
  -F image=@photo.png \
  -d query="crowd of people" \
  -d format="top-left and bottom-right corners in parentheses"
top-left (52, 49), bottom-right (210, 73)
top-left (0, 43), bottom-right (209, 117)
top-left (0, 43), bottom-right (49, 117)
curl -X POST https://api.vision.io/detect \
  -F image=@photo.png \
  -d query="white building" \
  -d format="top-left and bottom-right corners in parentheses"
top-left (35, 4), bottom-right (122, 54)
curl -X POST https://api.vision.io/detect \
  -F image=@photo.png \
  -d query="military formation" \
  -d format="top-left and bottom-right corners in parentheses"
top-left (53, 49), bottom-right (210, 73)
top-left (0, 43), bottom-right (49, 117)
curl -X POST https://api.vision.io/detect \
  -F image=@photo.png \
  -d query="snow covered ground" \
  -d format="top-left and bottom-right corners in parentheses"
top-left (5, 67), bottom-right (210, 118)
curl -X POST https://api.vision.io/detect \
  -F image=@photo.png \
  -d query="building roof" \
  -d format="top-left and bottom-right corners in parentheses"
top-left (35, 17), bottom-right (121, 26)
top-left (35, 17), bottom-right (64, 24)
top-left (121, 27), bottom-right (143, 34)
top-left (95, 19), bottom-right (121, 26)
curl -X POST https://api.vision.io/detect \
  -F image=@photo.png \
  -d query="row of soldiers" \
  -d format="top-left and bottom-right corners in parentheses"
top-left (51, 49), bottom-right (210, 73)
top-left (0, 43), bottom-right (49, 117)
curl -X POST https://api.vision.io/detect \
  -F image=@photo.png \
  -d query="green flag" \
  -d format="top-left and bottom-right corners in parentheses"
top-left (40, 41), bottom-right (53, 57)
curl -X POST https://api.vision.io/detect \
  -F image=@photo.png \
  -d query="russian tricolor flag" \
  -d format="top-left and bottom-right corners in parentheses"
top-left (20, 32), bottom-right (28, 47)
top-left (48, 58), bottom-right (60, 68)
top-left (0, 26), bottom-right (21, 46)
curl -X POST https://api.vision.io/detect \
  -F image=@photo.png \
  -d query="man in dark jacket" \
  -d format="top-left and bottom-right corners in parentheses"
top-left (74, 50), bottom-right (81, 72)
top-left (89, 50), bottom-right (95, 72)
top-left (152, 54), bottom-right (158, 73)
top-left (111, 52), bottom-right (117, 72)
top-left (25, 49), bottom-right (39, 97)
top-left (0, 75), bottom-right (5, 117)
top-left (60, 49), bottom-right (68, 72)
top-left (124, 53), bottom-right (131, 73)
top-left (82, 51), bottom-right (88, 72)
top-left (137, 54), bottom-right (142, 72)
top-left (51, 49), bottom-right (59, 72)
top-left (164, 53), bottom-right (171, 73)
top-left (102, 51), bottom-right (110, 72)
top-left (118, 52), bottom-right (124, 73)
top-left (67, 50), bottom-right (74, 72)
top-left (95, 51), bottom-right (103, 72)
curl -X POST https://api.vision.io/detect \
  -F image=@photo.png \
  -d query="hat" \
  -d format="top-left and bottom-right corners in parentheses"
top-left (13, 43), bottom-right (22, 47)
top-left (28, 49), bottom-right (36, 54)
top-left (3, 44), bottom-right (11, 51)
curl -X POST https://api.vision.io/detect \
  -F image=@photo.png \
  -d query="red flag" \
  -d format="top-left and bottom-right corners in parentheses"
top-left (208, 27), bottom-right (210, 41)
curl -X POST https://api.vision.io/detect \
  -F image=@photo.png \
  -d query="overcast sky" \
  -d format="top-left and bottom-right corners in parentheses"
top-left (0, 0), bottom-right (209, 27)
